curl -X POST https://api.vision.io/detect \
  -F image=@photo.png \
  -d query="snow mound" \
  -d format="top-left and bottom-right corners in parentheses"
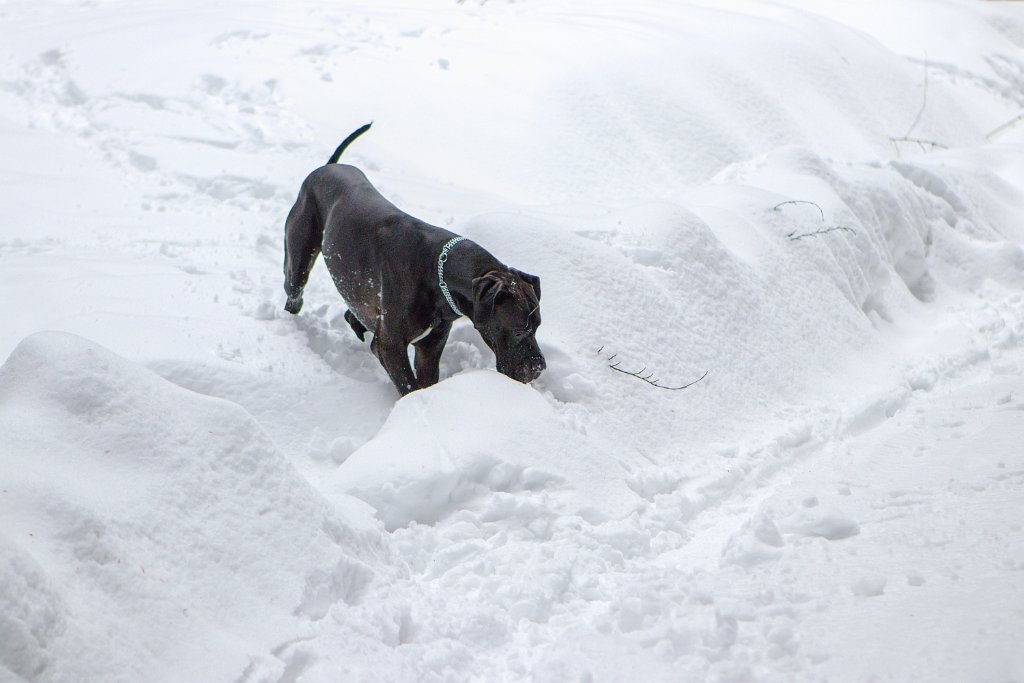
top-left (0, 332), bottom-right (390, 683)
top-left (328, 370), bottom-right (637, 530)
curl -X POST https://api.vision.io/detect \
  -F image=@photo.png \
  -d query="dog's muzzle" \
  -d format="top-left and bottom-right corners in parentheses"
top-left (501, 358), bottom-right (548, 385)
top-left (528, 357), bottom-right (546, 381)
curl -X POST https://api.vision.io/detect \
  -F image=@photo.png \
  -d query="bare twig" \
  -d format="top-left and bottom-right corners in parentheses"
top-left (773, 200), bottom-right (856, 241)
top-left (609, 364), bottom-right (709, 390)
top-left (599, 348), bottom-right (708, 391)
top-left (889, 136), bottom-right (948, 152)
top-left (788, 226), bottom-right (855, 241)
top-left (773, 200), bottom-right (825, 222)
top-left (986, 112), bottom-right (1024, 139)
top-left (904, 55), bottom-right (929, 139)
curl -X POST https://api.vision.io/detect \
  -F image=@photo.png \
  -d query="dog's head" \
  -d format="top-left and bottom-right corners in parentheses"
top-left (471, 268), bottom-right (545, 384)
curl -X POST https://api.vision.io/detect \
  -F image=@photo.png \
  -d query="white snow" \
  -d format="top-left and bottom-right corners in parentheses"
top-left (1, 1), bottom-right (1023, 681)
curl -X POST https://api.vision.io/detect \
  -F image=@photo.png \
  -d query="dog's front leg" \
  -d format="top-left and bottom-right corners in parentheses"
top-left (413, 321), bottom-right (452, 389)
top-left (370, 328), bottom-right (419, 395)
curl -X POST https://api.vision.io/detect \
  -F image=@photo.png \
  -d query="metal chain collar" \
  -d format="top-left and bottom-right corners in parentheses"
top-left (437, 236), bottom-right (467, 316)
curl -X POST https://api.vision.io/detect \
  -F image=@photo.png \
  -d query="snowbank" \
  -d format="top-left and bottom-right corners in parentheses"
top-left (326, 370), bottom-right (636, 530)
top-left (0, 333), bottom-right (389, 682)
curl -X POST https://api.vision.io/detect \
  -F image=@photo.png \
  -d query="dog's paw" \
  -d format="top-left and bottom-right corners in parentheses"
top-left (284, 295), bottom-right (304, 314)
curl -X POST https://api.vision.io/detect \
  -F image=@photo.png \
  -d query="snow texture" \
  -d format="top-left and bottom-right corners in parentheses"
top-left (1, 1), bottom-right (1023, 681)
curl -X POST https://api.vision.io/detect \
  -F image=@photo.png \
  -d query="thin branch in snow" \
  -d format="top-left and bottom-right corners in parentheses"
top-left (788, 226), bottom-right (856, 241)
top-left (986, 112), bottom-right (1024, 139)
top-left (599, 348), bottom-right (708, 391)
top-left (891, 56), bottom-right (942, 158)
top-left (773, 200), bottom-right (825, 222)
top-left (773, 200), bottom-right (855, 241)
top-left (889, 136), bottom-right (948, 152)
top-left (610, 364), bottom-right (709, 391)
top-left (904, 55), bottom-right (929, 138)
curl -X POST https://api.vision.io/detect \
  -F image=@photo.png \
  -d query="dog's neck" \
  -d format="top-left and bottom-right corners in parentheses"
top-left (437, 238), bottom-right (503, 321)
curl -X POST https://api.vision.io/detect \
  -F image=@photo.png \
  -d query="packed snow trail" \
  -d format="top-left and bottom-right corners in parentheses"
top-left (1, 1), bottom-right (1023, 681)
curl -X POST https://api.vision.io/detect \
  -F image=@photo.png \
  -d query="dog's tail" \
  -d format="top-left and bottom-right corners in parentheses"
top-left (326, 122), bottom-right (373, 165)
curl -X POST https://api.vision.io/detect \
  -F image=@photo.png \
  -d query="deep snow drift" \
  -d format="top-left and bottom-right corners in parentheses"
top-left (0, 332), bottom-right (388, 682)
top-left (1, 1), bottom-right (1023, 681)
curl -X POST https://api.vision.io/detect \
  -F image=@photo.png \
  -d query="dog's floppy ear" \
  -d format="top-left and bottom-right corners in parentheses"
top-left (511, 268), bottom-right (541, 301)
top-left (472, 271), bottom-right (506, 305)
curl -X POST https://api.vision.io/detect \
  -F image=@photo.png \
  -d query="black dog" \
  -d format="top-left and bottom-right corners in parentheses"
top-left (283, 123), bottom-right (545, 395)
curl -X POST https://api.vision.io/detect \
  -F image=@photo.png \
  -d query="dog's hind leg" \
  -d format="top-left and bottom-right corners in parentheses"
top-left (282, 184), bottom-right (323, 314)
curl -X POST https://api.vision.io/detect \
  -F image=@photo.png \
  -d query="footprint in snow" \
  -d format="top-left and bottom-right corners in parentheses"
top-left (851, 576), bottom-right (886, 597)
top-left (779, 509), bottom-right (860, 541)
